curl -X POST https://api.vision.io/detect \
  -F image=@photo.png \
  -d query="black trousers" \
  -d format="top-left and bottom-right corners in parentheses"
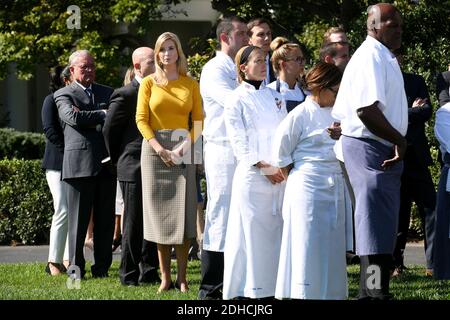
top-left (198, 250), bottom-right (224, 299)
top-left (65, 167), bottom-right (116, 277)
top-left (358, 254), bottom-right (393, 300)
top-left (393, 159), bottom-right (436, 269)
top-left (119, 180), bottom-right (159, 285)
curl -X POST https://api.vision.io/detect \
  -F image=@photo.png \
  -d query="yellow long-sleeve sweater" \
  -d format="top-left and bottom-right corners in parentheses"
top-left (136, 75), bottom-right (204, 142)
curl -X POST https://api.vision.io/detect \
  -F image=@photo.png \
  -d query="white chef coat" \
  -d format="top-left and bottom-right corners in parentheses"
top-left (273, 97), bottom-right (353, 300)
top-left (199, 51), bottom-right (239, 252)
top-left (200, 51), bottom-right (239, 143)
top-left (223, 82), bottom-right (287, 299)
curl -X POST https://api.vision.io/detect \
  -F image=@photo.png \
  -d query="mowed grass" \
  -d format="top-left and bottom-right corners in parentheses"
top-left (0, 262), bottom-right (449, 300)
top-left (0, 260), bottom-right (201, 300)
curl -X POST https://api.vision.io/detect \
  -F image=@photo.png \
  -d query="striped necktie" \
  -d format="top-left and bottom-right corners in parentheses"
top-left (85, 87), bottom-right (93, 105)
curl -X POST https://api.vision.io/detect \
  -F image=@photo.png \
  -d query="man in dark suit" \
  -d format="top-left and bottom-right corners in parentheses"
top-left (54, 50), bottom-right (115, 278)
top-left (436, 69), bottom-right (450, 107)
top-left (103, 47), bottom-right (160, 286)
top-left (392, 48), bottom-right (436, 276)
top-left (247, 18), bottom-right (276, 85)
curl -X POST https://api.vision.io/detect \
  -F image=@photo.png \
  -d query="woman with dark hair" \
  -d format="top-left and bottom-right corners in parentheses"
top-left (42, 65), bottom-right (71, 275)
top-left (273, 62), bottom-right (352, 299)
top-left (222, 45), bottom-right (287, 299)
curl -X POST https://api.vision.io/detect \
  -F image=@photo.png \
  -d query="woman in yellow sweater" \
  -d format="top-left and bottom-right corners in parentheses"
top-left (136, 32), bottom-right (203, 293)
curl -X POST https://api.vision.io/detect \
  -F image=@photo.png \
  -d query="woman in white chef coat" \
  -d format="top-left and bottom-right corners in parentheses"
top-left (273, 62), bottom-right (353, 300)
top-left (222, 45), bottom-right (287, 299)
top-left (267, 37), bottom-right (307, 113)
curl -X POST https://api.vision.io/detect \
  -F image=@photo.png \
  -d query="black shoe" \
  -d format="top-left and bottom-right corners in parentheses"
top-left (44, 263), bottom-right (51, 275)
top-left (121, 280), bottom-right (139, 287)
top-left (346, 252), bottom-right (360, 265)
top-left (92, 272), bottom-right (109, 279)
top-left (45, 262), bottom-right (64, 276)
top-left (138, 270), bottom-right (161, 285)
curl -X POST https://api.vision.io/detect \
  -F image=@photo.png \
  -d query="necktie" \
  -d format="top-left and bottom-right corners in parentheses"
top-left (85, 87), bottom-right (93, 105)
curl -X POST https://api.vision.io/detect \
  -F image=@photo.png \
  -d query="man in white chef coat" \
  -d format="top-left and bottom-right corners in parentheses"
top-left (198, 16), bottom-right (249, 300)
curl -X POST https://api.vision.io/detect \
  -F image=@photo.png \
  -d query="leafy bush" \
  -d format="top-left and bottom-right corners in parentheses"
top-left (0, 128), bottom-right (45, 160)
top-left (0, 159), bottom-right (53, 245)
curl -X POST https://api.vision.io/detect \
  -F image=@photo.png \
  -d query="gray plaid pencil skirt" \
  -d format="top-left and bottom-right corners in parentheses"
top-left (141, 130), bottom-right (197, 245)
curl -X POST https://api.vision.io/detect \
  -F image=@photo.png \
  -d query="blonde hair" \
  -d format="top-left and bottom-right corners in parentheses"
top-left (234, 45), bottom-right (264, 83)
top-left (270, 37), bottom-right (303, 75)
top-left (152, 32), bottom-right (188, 86)
top-left (123, 66), bottom-right (135, 86)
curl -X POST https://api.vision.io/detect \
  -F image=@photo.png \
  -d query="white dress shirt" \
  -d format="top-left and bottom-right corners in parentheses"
top-left (332, 36), bottom-right (408, 146)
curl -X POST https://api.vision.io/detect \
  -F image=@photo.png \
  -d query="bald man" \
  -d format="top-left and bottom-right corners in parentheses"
top-left (103, 47), bottom-right (160, 286)
top-left (332, 3), bottom-right (407, 300)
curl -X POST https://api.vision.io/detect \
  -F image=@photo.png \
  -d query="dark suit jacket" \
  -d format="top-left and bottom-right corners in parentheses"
top-left (103, 78), bottom-right (142, 182)
top-left (54, 81), bottom-right (114, 179)
top-left (41, 94), bottom-right (64, 171)
top-left (267, 54), bottom-right (276, 83)
top-left (403, 72), bottom-right (433, 167)
top-left (436, 71), bottom-right (450, 107)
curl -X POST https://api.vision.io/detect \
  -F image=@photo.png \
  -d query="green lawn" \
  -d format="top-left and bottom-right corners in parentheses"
top-left (0, 262), bottom-right (448, 300)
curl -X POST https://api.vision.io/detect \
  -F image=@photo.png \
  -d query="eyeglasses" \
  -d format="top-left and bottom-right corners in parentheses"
top-left (75, 64), bottom-right (95, 71)
top-left (286, 56), bottom-right (305, 64)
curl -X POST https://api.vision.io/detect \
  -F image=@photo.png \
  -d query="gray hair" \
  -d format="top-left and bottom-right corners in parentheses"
top-left (69, 50), bottom-right (92, 66)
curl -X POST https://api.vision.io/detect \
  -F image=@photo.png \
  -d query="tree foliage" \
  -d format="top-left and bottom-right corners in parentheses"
top-left (0, 0), bottom-right (188, 87)
top-left (211, 0), bottom-right (450, 78)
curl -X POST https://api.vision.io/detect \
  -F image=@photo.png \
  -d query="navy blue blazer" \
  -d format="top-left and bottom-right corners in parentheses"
top-left (103, 78), bottom-right (142, 182)
top-left (41, 93), bottom-right (64, 171)
top-left (436, 71), bottom-right (450, 107)
top-left (403, 71), bottom-right (433, 167)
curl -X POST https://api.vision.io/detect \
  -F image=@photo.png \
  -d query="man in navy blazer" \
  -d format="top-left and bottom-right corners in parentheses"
top-left (54, 50), bottom-right (115, 278)
top-left (103, 47), bottom-right (160, 286)
top-left (392, 48), bottom-right (436, 276)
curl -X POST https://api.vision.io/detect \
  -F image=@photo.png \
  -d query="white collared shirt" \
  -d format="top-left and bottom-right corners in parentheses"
top-left (267, 79), bottom-right (306, 103)
top-left (200, 51), bottom-right (239, 143)
top-left (332, 35), bottom-right (408, 146)
top-left (74, 81), bottom-right (92, 92)
top-left (74, 81), bottom-right (94, 104)
top-left (134, 74), bottom-right (143, 84)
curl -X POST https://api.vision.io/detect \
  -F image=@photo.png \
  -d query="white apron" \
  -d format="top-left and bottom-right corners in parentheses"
top-left (223, 83), bottom-right (287, 299)
top-left (272, 98), bottom-right (353, 300)
top-left (203, 140), bottom-right (236, 251)
top-left (275, 163), bottom-right (351, 300)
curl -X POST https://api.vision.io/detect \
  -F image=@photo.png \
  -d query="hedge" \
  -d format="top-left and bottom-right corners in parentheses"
top-left (0, 159), bottom-right (53, 245)
top-left (0, 122), bottom-right (441, 244)
top-left (0, 127), bottom-right (45, 160)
